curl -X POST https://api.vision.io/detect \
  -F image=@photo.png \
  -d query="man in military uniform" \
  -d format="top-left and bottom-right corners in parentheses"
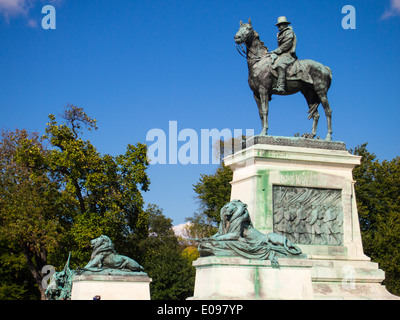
top-left (270, 16), bottom-right (298, 93)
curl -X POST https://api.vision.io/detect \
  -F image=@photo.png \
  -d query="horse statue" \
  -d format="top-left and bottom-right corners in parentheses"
top-left (234, 19), bottom-right (333, 141)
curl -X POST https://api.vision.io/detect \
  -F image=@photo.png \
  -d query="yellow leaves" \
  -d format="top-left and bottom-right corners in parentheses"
top-left (2, 106), bottom-right (152, 280)
top-left (181, 246), bottom-right (200, 264)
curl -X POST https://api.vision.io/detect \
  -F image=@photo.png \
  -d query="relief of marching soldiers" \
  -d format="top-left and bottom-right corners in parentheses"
top-left (273, 186), bottom-right (343, 246)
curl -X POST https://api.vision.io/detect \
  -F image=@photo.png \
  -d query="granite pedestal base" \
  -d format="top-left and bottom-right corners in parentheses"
top-left (218, 136), bottom-right (399, 300)
top-left (71, 274), bottom-right (152, 300)
top-left (189, 256), bottom-right (314, 300)
top-left (303, 245), bottom-right (398, 300)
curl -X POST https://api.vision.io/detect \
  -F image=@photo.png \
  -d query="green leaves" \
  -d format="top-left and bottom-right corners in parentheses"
top-left (0, 105), bottom-right (151, 298)
top-left (0, 129), bottom-right (65, 299)
top-left (193, 164), bottom-right (233, 223)
top-left (135, 205), bottom-right (195, 300)
top-left (352, 143), bottom-right (400, 295)
top-left (40, 105), bottom-right (151, 262)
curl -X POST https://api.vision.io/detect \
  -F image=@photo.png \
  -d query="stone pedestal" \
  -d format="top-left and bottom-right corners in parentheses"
top-left (190, 256), bottom-right (313, 300)
top-left (214, 136), bottom-right (399, 300)
top-left (225, 136), bottom-right (363, 255)
top-left (71, 274), bottom-right (152, 300)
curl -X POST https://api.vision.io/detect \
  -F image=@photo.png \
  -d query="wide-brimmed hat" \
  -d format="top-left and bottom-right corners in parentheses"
top-left (275, 16), bottom-right (291, 26)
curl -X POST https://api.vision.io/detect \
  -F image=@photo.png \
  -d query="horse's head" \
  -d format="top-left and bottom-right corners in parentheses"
top-left (234, 18), bottom-right (255, 45)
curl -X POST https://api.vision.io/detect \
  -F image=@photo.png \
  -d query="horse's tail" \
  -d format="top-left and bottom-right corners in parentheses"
top-left (325, 66), bottom-right (332, 79)
top-left (325, 66), bottom-right (332, 85)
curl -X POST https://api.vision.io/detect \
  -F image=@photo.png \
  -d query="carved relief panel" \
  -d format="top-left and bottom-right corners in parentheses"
top-left (273, 185), bottom-right (343, 245)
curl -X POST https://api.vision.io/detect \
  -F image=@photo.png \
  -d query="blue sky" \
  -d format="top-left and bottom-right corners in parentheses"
top-left (1, 0), bottom-right (399, 225)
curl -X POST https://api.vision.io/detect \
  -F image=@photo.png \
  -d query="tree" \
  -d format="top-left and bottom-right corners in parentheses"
top-left (184, 163), bottom-right (233, 258)
top-left (192, 135), bottom-right (245, 225)
top-left (0, 237), bottom-right (40, 300)
top-left (133, 204), bottom-right (195, 300)
top-left (1, 105), bottom-right (151, 299)
top-left (16, 105), bottom-right (150, 264)
top-left (0, 129), bottom-right (65, 299)
top-left (192, 164), bottom-right (233, 224)
top-left (185, 211), bottom-right (217, 240)
top-left (352, 143), bottom-right (400, 295)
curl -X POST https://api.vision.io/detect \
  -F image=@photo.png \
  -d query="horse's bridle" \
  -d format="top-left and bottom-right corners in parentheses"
top-left (235, 28), bottom-right (269, 62)
top-left (236, 43), bottom-right (248, 58)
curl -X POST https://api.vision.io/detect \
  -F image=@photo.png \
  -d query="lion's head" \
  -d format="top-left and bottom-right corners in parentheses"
top-left (90, 235), bottom-right (116, 259)
top-left (220, 200), bottom-right (248, 221)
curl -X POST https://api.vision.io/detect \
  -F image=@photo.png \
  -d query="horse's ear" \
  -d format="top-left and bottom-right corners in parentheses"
top-left (248, 18), bottom-right (252, 26)
top-left (240, 20), bottom-right (243, 26)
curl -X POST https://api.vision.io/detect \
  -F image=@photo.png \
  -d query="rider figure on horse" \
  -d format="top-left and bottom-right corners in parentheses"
top-left (270, 16), bottom-right (298, 94)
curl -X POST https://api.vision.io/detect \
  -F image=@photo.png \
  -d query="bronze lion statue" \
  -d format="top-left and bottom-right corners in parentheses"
top-left (82, 235), bottom-right (144, 273)
top-left (197, 200), bottom-right (302, 267)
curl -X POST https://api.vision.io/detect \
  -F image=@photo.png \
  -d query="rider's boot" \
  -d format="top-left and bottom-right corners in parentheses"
top-left (274, 67), bottom-right (286, 94)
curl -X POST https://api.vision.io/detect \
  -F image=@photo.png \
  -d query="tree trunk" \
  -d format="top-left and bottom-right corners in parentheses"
top-left (21, 243), bottom-right (47, 300)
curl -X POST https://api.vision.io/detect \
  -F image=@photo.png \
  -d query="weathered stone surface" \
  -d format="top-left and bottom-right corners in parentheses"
top-left (218, 138), bottom-right (400, 299)
top-left (243, 135), bottom-right (347, 151)
top-left (71, 274), bottom-right (152, 300)
top-left (189, 256), bottom-right (313, 300)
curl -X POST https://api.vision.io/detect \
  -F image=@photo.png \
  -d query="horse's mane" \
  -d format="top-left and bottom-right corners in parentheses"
top-left (253, 31), bottom-right (269, 53)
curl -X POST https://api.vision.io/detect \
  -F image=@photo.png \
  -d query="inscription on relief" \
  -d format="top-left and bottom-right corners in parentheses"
top-left (273, 186), bottom-right (343, 245)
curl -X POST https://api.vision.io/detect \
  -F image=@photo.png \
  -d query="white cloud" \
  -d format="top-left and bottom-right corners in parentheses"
top-left (0, 0), bottom-right (61, 25)
top-left (0, 0), bottom-right (31, 19)
top-left (382, 0), bottom-right (400, 19)
top-left (27, 17), bottom-right (38, 28)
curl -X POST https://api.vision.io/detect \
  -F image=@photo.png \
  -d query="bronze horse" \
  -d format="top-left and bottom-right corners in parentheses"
top-left (234, 19), bottom-right (333, 141)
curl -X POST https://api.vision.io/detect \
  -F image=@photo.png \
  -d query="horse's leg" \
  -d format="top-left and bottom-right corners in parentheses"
top-left (259, 87), bottom-right (269, 135)
top-left (311, 111), bottom-right (320, 138)
top-left (253, 93), bottom-right (263, 131)
top-left (301, 89), bottom-right (320, 138)
top-left (317, 92), bottom-right (333, 141)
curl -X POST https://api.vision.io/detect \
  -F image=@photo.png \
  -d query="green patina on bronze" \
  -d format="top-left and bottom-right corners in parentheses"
top-left (234, 18), bottom-right (333, 140)
top-left (45, 235), bottom-right (146, 300)
top-left (195, 200), bottom-right (303, 268)
top-left (45, 252), bottom-right (75, 300)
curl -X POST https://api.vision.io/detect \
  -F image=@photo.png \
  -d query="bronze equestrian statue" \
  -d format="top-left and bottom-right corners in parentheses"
top-left (234, 18), bottom-right (333, 141)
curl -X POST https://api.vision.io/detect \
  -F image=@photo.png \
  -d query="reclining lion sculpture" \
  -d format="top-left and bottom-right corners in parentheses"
top-left (81, 235), bottom-right (145, 274)
top-left (45, 236), bottom-right (146, 300)
top-left (196, 200), bottom-right (302, 267)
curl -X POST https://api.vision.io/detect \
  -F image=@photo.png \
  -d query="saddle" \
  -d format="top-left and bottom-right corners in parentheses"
top-left (270, 59), bottom-right (314, 85)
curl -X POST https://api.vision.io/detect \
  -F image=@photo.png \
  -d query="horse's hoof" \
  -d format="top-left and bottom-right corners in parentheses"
top-left (260, 130), bottom-right (268, 136)
top-left (301, 133), bottom-right (315, 139)
top-left (325, 135), bottom-right (332, 141)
